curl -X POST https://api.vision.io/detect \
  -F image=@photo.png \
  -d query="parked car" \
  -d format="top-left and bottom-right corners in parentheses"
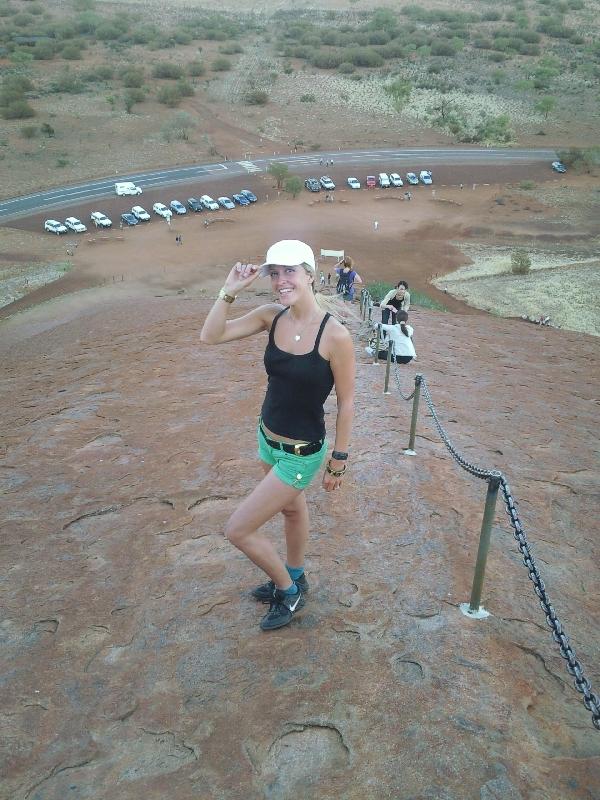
top-left (44, 219), bottom-right (67, 235)
top-left (115, 181), bottom-right (142, 196)
top-left (378, 173), bottom-right (390, 188)
top-left (153, 202), bottom-right (171, 218)
top-left (347, 177), bottom-right (361, 189)
top-left (90, 211), bottom-right (112, 228)
top-left (320, 176), bottom-right (335, 190)
top-left (170, 200), bottom-right (187, 215)
top-left (131, 205), bottom-right (150, 221)
top-left (304, 178), bottom-right (320, 192)
top-left (551, 161), bottom-right (566, 173)
top-left (187, 197), bottom-right (203, 212)
top-left (120, 212), bottom-right (138, 226)
top-left (419, 170), bottom-right (433, 185)
top-left (366, 175), bottom-right (376, 188)
top-left (218, 196), bottom-right (235, 210)
top-left (406, 172), bottom-right (419, 185)
top-left (389, 173), bottom-right (403, 187)
top-left (240, 189), bottom-right (257, 202)
top-left (232, 193), bottom-right (250, 206)
top-left (200, 195), bottom-right (219, 211)
top-left (64, 216), bottom-right (87, 233)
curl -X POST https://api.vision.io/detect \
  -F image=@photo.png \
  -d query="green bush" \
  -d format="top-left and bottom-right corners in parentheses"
top-left (430, 39), bottom-right (455, 56)
top-left (152, 62), bottom-right (184, 79)
top-left (20, 124), bottom-right (38, 138)
top-left (219, 42), bottom-right (242, 54)
top-left (211, 56), bottom-right (231, 72)
top-left (32, 40), bottom-right (56, 60)
top-left (176, 79), bottom-right (194, 98)
top-left (61, 43), bottom-right (83, 60)
top-left (187, 60), bottom-right (205, 77)
top-left (245, 89), bottom-right (268, 105)
top-left (82, 64), bottom-right (114, 82)
top-left (122, 67), bottom-right (144, 88)
top-left (338, 61), bottom-right (355, 74)
top-left (310, 50), bottom-right (344, 69)
top-left (2, 99), bottom-right (35, 118)
top-left (300, 93), bottom-right (316, 102)
top-left (347, 47), bottom-right (384, 67)
top-left (124, 87), bottom-right (145, 112)
top-left (519, 180), bottom-right (535, 190)
top-left (157, 84), bottom-right (182, 107)
top-left (51, 69), bottom-right (85, 94)
top-left (96, 22), bottom-right (121, 41)
top-left (511, 249), bottom-right (531, 275)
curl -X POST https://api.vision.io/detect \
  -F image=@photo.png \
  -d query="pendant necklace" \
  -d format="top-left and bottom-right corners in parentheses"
top-left (292, 310), bottom-right (320, 342)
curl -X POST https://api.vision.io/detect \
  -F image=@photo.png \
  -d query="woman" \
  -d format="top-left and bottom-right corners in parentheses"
top-left (200, 240), bottom-right (355, 631)
top-left (367, 310), bottom-right (416, 364)
top-left (380, 281), bottom-right (410, 325)
top-left (335, 256), bottom-right (363, 302)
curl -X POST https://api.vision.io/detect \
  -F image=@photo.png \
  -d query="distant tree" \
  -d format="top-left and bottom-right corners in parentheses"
top-left (511, 249), bottom-right (531, 275)
top-left (285, 176), bottom-right (303, 198)
top-left (535, 96), bottom-right (556, 119)
top-left (268, 162), bottom-right (289, 189)
top-left (122, 68), bottom-right (145, 88)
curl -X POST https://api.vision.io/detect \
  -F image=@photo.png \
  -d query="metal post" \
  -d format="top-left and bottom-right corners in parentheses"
top-left (367, 302), bottom-right (373, 324)
top-left (373, 324), bottom-right (381, 365)
top-left (461, 473), bottom-right (501, 618)
top-left (403, 374), bottom-right (422, 456)
top-left (383, 341), bottom-right (393, 393)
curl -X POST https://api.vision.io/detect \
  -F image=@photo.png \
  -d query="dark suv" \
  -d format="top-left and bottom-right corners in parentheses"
top-left (188, 197), bottom-right (203, 212)
top-left (304, 178), bottom-right (320, 193)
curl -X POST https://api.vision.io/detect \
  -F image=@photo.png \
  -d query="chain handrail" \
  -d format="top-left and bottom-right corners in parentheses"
top-left (358, 288), bottom-right (599, 729)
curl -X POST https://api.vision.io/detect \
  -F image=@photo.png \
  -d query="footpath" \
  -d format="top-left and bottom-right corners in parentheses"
top-left (1, 294), bottom-right (599, 800)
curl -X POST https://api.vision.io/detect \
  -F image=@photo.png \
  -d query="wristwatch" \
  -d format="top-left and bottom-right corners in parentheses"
top-left (218, 287), bottom-right (236, 304)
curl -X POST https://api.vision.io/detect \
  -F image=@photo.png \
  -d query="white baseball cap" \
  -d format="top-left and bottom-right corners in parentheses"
top-left (259, 240), bottom-right (316, 277)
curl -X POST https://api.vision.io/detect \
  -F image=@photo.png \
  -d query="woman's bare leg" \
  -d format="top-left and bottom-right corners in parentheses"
top-left (225, 467), bottom-right (304, 588)
top-left (259, 463), bottom-right (309, 570)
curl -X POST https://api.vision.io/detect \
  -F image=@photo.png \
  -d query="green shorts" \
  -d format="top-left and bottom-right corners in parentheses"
top-left (257, 424), bottom-right (328, 490)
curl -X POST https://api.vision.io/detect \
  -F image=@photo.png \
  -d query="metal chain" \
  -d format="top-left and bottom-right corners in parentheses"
top-left (390, 343), bottom-right (415, 401)
top-left (416, 374), bottom-right (600, 730)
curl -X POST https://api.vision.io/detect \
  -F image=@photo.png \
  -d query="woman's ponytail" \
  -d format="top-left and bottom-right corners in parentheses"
top-left (397, 310), bottom-right (410, 337)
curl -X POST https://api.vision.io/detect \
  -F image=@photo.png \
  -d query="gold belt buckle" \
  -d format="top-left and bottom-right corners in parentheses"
top-left (294, 443), bottom-right (302, 455)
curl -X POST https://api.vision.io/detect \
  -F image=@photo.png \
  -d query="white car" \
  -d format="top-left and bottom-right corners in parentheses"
top-left (406, 172), bottom-right (419, 185)
top-left (419, 170), bottom-right (433, 185)
top-left (200, 194), bottom-right (219, 211)
top-left (131, 205), bottom-right (150, 221)
top-left (347, 177), bottom-right (361, 189)
top-left (320, 176), bottom-right (335, 190)
top-left (44, 219), bottom-right (67, 235)
top-left (389, 173), bottom-right (404, 187)
top-left (378, 173), bottom-right (390, 188)
top-left (64, 216), bottom-right (87, 233)
top-left (115, 181), bottom-right (142, 196)
top-left (90, 211), bottom-right (112, 228)
top-left (170, 200), bottom-right (187, 215)
top-left (153, 202), bottom-right (171, 218)
top-left (218, 196), bottom-right (235, 210)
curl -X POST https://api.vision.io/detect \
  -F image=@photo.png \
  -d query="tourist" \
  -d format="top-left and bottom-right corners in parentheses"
top-left (380, 281), bottom-right (410, 325)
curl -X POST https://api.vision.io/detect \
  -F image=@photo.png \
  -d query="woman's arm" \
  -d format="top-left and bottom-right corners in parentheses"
top-left (323, 325), bottom-right (355, 492)
top-left (200, 262), bottom-right (279, 344)
top-left (402, 291), bottom-right (410, 311)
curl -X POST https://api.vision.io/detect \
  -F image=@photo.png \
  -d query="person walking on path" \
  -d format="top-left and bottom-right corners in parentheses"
top-left (335, 256), bottom-right (363, 303)
top-left (200, 240), bottom-right (355, 631)
top-left (380, 281), bottom-right (410, 325)
top-left (373, 220), bottom-right (379, 231)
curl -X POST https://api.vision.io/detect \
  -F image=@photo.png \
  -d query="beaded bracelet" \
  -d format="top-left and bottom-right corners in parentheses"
top-left (326, 460), bottom-right (347, 478)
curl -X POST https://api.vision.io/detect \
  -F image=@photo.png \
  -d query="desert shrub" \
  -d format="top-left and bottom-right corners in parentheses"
top-left (300, 93), bottom-right (316, 102)
top-left (430, 39), bottom-right (455, 57)
top-left (219, 42), bottom-right (242, 54)
top-left (175, 79), bottom-right (194, 97)
top-left (211, 56), bottom-right (231, 71)
top-left (96, 22), bottom-right (121, 41)
top-left (56, 156), bottom-right (69, 167)
top-left (124, 87), bottom-right (145, 112)
top-left (310, 50), bottom-right (344, 69)
top-left (244, 89), bottom-right (268, 105)
top-left (384, 78), bottom-right (411, 106)
top-left (476, 114), bottom-right (513, 143)
top-left (152, 62), bottom-right (184, 79)
top-left (32, 40), bottom-right (56, 60)
top-left (346, 47), bottom-right (384, 68)
top-left (61, 43), bottom-right (83, 60)
top-left (51, 69), bottom-right (85, 94)
top-left (511, 250), bottom-right (531, 275)
top-left (348, 73), bottom-right (362, 81)
top-left (338, 61), bottom-right (355, 74)
top-left (20, 124), bottom-right (37, 138)
top-left (482, 10), bottom-right (502, 20)
top-left (2, 99), bottom-right (35, 118)
top-left (519, 180), bottom-right (535, 189)
top-left (157, 84), bottom-right (182, 107)
top-left (13, 12), bottom-right (34, 27)
top-left (122, 67), bottom-right (144, 88)
top-left (82, 64), bottom-right (113, 82)
top-left (557, 147), bottom-right (600, 173)
top-left (187, 60), bottom-right (205, 77)
top-left (129, 25), bottom-right (157, 45)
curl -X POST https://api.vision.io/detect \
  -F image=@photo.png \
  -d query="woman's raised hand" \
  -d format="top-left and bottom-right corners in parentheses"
top-left (224, 262), bottom-right (262, 294)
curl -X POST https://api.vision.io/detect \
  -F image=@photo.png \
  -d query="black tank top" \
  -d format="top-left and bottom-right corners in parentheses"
top-left (262, 308), bottom-right (334, 441)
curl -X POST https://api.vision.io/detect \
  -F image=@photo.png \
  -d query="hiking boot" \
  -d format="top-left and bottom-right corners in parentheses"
top-left (251, 573), bottom-right (309, 603)
top-left (260, 587), bottom-right (305, 631)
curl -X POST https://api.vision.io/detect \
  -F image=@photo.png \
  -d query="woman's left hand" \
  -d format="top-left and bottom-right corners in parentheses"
top-left (322, 459), bottom-right (346, 492)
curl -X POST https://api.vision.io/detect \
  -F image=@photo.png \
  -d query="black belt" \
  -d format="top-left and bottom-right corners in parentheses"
top-left (260, 425), bottom-right (323, 456)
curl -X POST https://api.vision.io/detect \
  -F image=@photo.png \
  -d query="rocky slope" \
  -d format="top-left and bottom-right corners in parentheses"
top-left (1, 296), bottom-right (599, 799)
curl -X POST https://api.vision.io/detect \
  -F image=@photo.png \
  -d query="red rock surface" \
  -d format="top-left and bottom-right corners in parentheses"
top-left (1, 292), bottom-right (599, 799)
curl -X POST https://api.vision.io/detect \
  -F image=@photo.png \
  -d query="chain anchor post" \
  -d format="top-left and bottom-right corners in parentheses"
top-left (373, 324), bottom-right (381, 365)
top-left (367, 301), bottom-right (373, 324)
top-left (460, 472), bottom-right (502, 620)
top-left (403, 374), bottom-right (422, 456)
top-left (383, 342), bottom-right (393, 394)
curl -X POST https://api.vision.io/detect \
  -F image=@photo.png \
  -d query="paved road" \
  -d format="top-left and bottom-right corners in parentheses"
top-left (0, 147), bottom-right (557, 222)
